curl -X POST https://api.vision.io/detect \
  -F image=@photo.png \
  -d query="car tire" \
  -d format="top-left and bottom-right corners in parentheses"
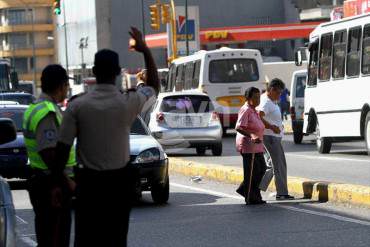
top-left (196, 147), bottom-right (206, 156)
top-left (316, 121), bottom-right (331, 154)
top-left (212, 143), bottom-right (222, 156)
top-left (151, 175), bottom-right (169, 204)
top-left (365, 112), bottom-right (370, 156)
top-left (293, 129), bottom-right (303, 144)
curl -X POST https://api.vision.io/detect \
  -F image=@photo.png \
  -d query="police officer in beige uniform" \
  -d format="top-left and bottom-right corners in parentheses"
top-left (23, 64), bottom-right (76, 247)
top-left (55, 27), bottom-right (159, 247)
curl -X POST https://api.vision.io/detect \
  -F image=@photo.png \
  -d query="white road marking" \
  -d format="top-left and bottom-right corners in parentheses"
top-left (286, 153), bottom-right (370, 163)
top-left (171, 182), bottom-right (370, 227)
top-left (16, 215), bottom-right (28, 224)
top-left (20, 236), bottom-right (37, 247)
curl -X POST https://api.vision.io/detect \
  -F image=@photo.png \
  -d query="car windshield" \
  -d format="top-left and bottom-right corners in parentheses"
top-left (209, 59), bottom-right (259, 83)
top-left (160, 95), bottom-right (214, 113)
top-left (295, 75), bottom-right (306, 98)
top-left (0, 94), bottom-right (34, 105)
top-left (130, 118), bottom-right (148, 135)
top-left (0, 108), bottom-right (25, 131)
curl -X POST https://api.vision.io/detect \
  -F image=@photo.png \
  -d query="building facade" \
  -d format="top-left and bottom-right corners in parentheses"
top-left (0, 0), bottom-right (55, 87)
top-left (58, 0), bottom-right (306, 75)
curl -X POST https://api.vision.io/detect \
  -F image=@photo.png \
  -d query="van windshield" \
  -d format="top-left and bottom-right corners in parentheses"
top-left (209, 59), bottom-right (259, 83)
top-left (295, 75), bottom-right (306, 98)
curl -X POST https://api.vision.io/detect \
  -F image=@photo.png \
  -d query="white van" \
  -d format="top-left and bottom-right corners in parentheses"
top-left (290, 70), bottom-right (307, 144)
top-left (167, 47), bottom-right (265, 133)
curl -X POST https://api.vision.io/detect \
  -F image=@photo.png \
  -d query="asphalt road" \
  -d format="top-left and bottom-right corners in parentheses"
top-left (12, 174), bottom-right (370, 247)
top-left (166, 132), bottom-right (370, 186)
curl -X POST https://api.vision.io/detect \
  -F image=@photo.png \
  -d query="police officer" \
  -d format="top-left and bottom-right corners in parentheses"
top-left (55, 27), bottom-right (159, 247)
top-left (23, 64), bottom-right (76, 247)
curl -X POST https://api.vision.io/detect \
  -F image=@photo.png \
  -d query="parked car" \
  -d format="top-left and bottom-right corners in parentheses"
top-left (290, 69), bottom-right (307, 144)
top-left (0, 118), bottom-right (18, 247)
top-left (129, 117), bottom-right (169, 204)
top-left (0, 105), bottom-right (30, 179)
top-left (0, 92), bottom-right (35, 105)
top-left (148, 91), bottom-right (223, 156)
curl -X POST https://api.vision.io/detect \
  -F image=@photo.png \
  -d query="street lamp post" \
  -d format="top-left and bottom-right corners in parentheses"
top-left (62, 0), bottom-right (69, 76)
top-left (79, 37), bottom-right (88, 79)
top-left (141, 0), bottom-right (146, 37)
top-left (185, 0), bottom-right (189, 56)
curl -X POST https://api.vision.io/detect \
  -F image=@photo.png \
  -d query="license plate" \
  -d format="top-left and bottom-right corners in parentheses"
top-left (182, 116), bottom-right (201, 127)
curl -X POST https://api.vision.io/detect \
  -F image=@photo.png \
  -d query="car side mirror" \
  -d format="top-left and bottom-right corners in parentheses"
top-left (295, 50), bottom-right (303, 66)
top-left (0, 118), bottom-right (17, 145)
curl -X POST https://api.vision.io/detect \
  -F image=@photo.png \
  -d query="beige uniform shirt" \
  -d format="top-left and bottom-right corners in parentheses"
top-left (58, 84), bottom-right (156, 171)
top-left (34, 93), bottom-right (61, 152)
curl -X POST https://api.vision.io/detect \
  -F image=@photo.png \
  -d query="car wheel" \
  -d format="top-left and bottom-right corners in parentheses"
top-left (196, 147), bottom-right (206, 156)
top-left (293, 129), bottom-right (303, 144)
top-left (365, 112), bottom-right (370, 156)
top-left (151, 175), bottom-right (169, 204)
top-left (316, 121), bottom-right (331, 154)
top-left (212, 143), bottom-right (222, 156)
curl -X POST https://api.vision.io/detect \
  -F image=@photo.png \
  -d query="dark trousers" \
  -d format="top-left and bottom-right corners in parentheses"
top-left (237, 153), bottom-right (267, 203)
top-left (27, 174), bottom-right (72, 247)
top-left (74, 166), bottom-right (136, 247)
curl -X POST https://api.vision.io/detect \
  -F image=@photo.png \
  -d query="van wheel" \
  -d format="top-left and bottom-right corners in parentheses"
top-left (196, 147), bottom-right (206, 156)
top-left (293, 130), bottom-right (303, 144)
top-left (316, 122), bottom-right (331, 154)
top-left (212, 143), bottom-right (222, 156)
top-left (151, 175), bottom-right (169, 204)
top-left (365, 112), bottom-right (370, 156)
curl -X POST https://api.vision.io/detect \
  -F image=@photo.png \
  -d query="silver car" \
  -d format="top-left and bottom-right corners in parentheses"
top-left (148, 91), bottom-right (223, 156)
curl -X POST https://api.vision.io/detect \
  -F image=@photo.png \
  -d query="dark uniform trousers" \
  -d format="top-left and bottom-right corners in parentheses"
top-left (237, 153), bottom-right (267, 202)
top-left (74, 165), bottom-right (137, 247)
top-left (27, 171), bottom-right (72, 247)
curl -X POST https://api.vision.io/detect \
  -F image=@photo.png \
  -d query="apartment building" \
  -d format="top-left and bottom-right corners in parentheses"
top-left (0, 0), bottom-right (55, 87)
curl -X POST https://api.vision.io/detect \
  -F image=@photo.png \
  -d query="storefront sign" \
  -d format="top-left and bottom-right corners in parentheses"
top-left (205, 31), bottom-right (229, 40)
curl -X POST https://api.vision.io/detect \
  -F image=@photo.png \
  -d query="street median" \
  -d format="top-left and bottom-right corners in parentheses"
top-left (168, 157), bottom-right (370, 208)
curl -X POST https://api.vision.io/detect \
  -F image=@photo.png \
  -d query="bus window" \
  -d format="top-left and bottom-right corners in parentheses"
top-left (332, 30), bottom-right (347, 79)
top-left (192, 60), bottom-right (201, 89)
top-left (361, 24), bottom-right (370, 75)
top-left (308, 40), bottom-right (319, 86)
top-left (184, 62), bottom-right (194, 90)
top-left (347, 27), bottom-right (362, 77)
top-left (209, 59), bottom-right (259, 83)
top-left (168, 64), bottom-right (176, 92)
top-left (319, 33), bottom-right (333, 81)
top-left (175, 64), bottom-right (185, 91)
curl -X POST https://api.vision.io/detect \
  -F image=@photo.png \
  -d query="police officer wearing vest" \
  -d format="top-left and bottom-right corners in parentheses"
top-left (54, 27), bottom-right (159, 247)
top-left (23, 64), bottom-right (76, 247)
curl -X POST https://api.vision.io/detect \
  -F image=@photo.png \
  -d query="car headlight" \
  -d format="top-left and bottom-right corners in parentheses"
top-left (133, 148), bottom-right (160, 164)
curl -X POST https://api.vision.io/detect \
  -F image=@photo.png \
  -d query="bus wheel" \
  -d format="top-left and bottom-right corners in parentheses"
top-left (365, 112), bottom-right (370, 156)
top-left (316, 122), bottom-right (331, 154)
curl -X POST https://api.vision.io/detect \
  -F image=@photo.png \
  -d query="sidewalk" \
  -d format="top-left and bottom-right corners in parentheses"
top-left (168, 157), bottom-right (370, 208)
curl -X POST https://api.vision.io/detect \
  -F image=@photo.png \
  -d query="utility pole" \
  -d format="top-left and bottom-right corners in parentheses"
top-left (185, 0), bottom-right (189, 56)
top-left (79, 37), bottom-right (88, 79)
top-left (62, 0), bottom-right (69, 75)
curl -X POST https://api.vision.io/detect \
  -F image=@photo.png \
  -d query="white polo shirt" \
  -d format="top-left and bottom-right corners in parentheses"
top-left (257, 93), bottom-right (284, 138)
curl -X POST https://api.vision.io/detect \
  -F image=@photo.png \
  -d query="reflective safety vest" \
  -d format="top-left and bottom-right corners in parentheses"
top-left (23, 100), bottom-right (76, 170)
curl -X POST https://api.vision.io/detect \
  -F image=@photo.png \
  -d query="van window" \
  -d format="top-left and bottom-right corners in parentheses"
top-left (362, 24), bottom-right (370, 75)
top-left (209, 59), bottom-right (259, 83)
top-left (175, 64), bottom-right (185, 91)
top-left (160, 95), bottom-right (214, 113)
top-left (295, 75), bottom-right (306, 98)
top-left (319, 33), bottom-right (333, 81)
top-left (184, 63), bottom-right (194, 90)
top-left (308, 40), bottom-right (319, 86)
top-left (347, 27), bottom-right (362, 77)
top-left (332, 30), bottom-right (347, 79)
top-left (192, 60), bottom-right (201, 89)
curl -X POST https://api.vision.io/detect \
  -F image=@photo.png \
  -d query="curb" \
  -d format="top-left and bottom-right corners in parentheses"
top-left (168, 157), bottom-right (370, 208)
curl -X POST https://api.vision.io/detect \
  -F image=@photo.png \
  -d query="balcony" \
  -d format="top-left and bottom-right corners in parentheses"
top-left (0, 23), bottom-right (53, 33)
top-left (0, 45), bottom-right (54, 57)
top-left (0, 1), bottom-right (53, 9)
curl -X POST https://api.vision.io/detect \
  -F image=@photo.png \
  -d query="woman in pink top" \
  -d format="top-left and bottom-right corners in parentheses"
top-left (235, 87), bottom-right (267, 205)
